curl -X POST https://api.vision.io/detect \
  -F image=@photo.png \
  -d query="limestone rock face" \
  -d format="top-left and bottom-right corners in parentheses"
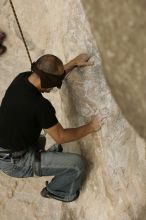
top-left (0, 1), bottom-right (146, 220)
top-left (82, 0), bottom-right (146, 141)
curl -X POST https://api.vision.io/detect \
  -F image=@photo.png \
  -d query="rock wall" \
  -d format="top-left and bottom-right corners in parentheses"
top-left (82, 0), bottom-right (146, 141)
top-left (0, 1), bottom-right (146, 220)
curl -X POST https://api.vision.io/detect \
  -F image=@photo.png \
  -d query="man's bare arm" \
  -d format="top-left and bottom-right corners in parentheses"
top-left (64, 59), bottom-right (77, 75)
top-left (64, 53), bottom-right (93, 75)
top-left (45, 116), bottom-right (101, 144)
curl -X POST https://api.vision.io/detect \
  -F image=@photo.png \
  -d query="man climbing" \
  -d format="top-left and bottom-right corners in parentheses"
top-left (0, 53), bottom-right (101, 202)
top-left (0, 31), bottom-right (7, 56)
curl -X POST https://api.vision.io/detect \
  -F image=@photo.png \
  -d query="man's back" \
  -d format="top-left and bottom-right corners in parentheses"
top-left (0, 72), bottom-right (58, 151)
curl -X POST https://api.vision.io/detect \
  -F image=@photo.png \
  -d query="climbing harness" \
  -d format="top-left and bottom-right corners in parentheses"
top-left (9, 0), bottom-right (32, 64)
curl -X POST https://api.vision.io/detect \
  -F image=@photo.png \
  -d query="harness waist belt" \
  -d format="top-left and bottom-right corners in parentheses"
top-left (0, 146), bottom-right (26, 158)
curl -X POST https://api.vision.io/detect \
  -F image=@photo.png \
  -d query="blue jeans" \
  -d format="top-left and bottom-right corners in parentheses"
top-left (0, 145), bottom-right (86, 202)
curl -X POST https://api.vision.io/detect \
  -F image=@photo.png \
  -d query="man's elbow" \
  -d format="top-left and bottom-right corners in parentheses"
top-left (53, 133), bottom-right (66, 144)
top-left (46, 124), bottom-right (67, 144)
top-left (54, 137), bottom-right (66, 144)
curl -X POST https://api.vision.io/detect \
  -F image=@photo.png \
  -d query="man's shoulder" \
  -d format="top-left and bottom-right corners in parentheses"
top-left (13, 71), bottom-right (31, 82)
top-left (37, 96), bottom-right (56, 113)
top-left (38, 96), bottom-right (54, 107)
top-left (4, 72), bottom-right (30, 93)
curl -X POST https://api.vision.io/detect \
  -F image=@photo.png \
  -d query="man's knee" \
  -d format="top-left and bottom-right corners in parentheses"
top-left (71, 154), bottom-right (86, 174)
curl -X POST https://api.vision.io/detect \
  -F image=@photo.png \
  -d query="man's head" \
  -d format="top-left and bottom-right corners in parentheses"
top-left (31, 54), bottom-right (65, 92)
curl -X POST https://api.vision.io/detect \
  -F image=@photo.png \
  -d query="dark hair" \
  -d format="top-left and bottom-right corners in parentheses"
top-left (31, 54), bottom-right (65, 89)
top-left (35, 54), bottom-right (63, 74)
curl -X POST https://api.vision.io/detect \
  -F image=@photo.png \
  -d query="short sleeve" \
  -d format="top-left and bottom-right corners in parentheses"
top-left (36, 98), bottom-right (58, 129)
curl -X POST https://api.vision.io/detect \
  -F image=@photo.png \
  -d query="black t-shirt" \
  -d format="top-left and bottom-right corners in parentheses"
top-left (0, 72), bottom-right (58, 151)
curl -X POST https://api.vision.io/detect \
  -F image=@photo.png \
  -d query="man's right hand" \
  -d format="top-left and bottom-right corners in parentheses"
top-left (88, 116), bottom-right (102, 132)
top-left (45, 115), bottom-right (103, 144)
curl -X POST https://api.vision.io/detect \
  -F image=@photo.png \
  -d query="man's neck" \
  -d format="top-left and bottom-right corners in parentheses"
top-left (28, 73), bottom-right (41, 92)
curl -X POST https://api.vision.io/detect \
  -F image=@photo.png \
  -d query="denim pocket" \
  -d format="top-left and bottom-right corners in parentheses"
top-left (0, 150), bottom-right (35, 178)
top-left (0, 159), bottom-right (16, 176)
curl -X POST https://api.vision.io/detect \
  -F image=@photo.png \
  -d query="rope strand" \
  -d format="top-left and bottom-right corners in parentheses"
top-left (9, 0), bottom-right (32, 64)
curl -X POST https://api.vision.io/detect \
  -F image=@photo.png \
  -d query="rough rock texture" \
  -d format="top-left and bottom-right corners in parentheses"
top-left (82, 0), bottom-right (146, 141)
top-left (0, 0), bottom-right (146, 220)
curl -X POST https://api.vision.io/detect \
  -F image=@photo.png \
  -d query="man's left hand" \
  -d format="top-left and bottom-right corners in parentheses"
top-left (73, 53), bottom-right (93, 67)
top-left (64, 53), bottom-right (93, 75)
